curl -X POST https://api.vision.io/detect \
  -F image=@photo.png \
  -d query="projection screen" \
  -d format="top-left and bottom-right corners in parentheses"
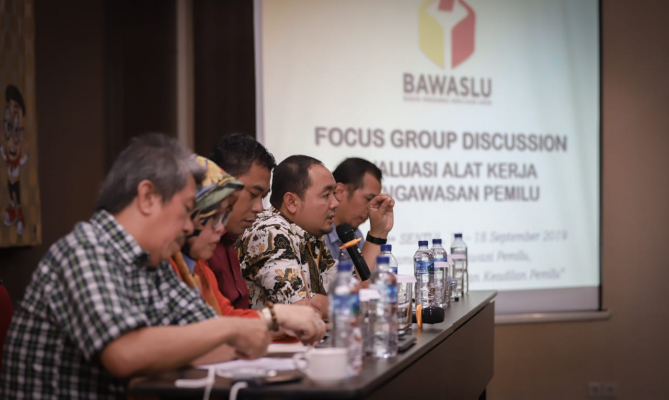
top-left (254, 0), bottom-right (601, 315)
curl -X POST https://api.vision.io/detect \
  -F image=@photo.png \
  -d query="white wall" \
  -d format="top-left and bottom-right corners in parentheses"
top-left (489, 1), bottom-right (669, 399)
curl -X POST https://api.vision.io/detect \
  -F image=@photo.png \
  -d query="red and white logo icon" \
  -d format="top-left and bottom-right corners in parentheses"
top-left (419, 0), bottom-right (476, 69)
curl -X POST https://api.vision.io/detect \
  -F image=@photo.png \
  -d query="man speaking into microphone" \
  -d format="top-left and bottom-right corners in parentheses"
top-left (324, 158), bottom-right (395, 276)
top-left (237, 156), bottom-right (394, 319)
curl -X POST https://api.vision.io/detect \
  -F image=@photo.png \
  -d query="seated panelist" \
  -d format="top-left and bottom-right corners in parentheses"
top-left (170, 155), bottom-right (325, 343)
top-left (1, 134), bottom-right (272, 399)
top-left (325, 157), bottom-right (395, 273)
top-left (237, 155), bottom-right (339, 318)
top-left (207, 133), bottom-right (275, 310)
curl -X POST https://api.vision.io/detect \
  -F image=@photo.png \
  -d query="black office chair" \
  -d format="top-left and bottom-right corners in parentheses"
top-left (0, 280), bottom-right (14, 372)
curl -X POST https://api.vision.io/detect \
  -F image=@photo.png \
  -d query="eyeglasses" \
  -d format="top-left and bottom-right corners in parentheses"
top-left (202, 212), bottom-right (226, 230)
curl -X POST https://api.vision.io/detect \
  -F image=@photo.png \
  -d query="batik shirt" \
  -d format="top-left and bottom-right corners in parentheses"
top-left (0, 210), bottom-right (217, 400)
top-left (236, 208), bottom-right (337, 309)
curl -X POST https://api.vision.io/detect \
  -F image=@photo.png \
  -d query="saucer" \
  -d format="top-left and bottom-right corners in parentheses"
top-left (309, 376), bottom-right (346, 385)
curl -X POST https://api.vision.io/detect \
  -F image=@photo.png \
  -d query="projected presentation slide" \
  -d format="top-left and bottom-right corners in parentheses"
top-left (255, 0), bottom-right (600, 314)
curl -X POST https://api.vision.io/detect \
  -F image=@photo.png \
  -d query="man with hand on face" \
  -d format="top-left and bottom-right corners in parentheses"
top-left (1, 134), bottom-right (270, 399)
top-left (207, 133), bottom-right (275, 310)
top-left (170, 155), bottom-right (324, 345)
top-left (324, 158), bottom-right (395, 272)
top-left (237, 155), bottom-right (338, 317)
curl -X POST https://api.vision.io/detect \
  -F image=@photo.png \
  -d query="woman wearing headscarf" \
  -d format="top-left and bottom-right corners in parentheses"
top-left (170, 156), bottom-right (325, 344)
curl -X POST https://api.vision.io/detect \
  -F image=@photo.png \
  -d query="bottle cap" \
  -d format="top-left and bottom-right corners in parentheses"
top-left (455, 233), bottom-right (462, 238)
top-left (338, 260), bottom-right (353, 271)
top-left (376, 255), bottom-right (390, 264)
top-left (418, 240), bottom-right (428, 247)
top-left (380, 244), bottom-right (392, 252)
top-left (432, 238), bottom-right (442, 245)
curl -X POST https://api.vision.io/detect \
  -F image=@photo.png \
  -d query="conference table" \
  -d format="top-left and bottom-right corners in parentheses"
top-left (129, 290), bottom-right (497, 400)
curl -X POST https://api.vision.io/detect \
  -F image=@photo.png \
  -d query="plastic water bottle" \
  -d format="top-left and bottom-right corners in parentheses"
top-left (370, 255), bottom-right (398, 358)
top-left (450, 233), bottom-right (468, 300)
top-left (414, 240), bottom-right (434, 308)
top-left (359, 288), bottom-right (379, 355)
top-left (380, 244), bottom-right (398, 274)
top-left (339, 249), bottom-right (357, 279)
top-left (430, 239), bottom-right (450, 308)
top-left (328, 260), bottom-right (363, 376)
top-left (381, 244), bottom-right (408, 334)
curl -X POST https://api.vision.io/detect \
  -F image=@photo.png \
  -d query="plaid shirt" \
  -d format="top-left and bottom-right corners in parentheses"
top-left (0, 210), bottom-right (216, 399)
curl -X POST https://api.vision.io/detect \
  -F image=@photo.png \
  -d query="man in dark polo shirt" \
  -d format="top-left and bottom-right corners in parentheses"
top-left (208, 134), bottom-right (275, 309)
top-left (324, 158), bottom-right (395, 270)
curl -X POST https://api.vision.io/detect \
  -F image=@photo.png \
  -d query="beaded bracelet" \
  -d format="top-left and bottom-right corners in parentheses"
top-left (263, 301), bottom-right (280, 332)
top-left (260, 308), bottom-right (273, 331)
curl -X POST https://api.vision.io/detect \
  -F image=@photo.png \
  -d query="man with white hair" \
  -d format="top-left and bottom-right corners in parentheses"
top-left (1, 134), bottom-right (280, 399)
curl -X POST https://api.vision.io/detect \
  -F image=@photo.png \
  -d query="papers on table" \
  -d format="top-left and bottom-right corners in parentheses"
top-left (267, 342), bottom-right (308, 354)
top-left (198, 357), bottom-right (297, 372)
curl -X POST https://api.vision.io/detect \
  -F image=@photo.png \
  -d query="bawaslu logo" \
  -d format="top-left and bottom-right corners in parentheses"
top-left (404, 0), bottom-right (492, 104)
top-left (419, 0), bottom-right (475, 69)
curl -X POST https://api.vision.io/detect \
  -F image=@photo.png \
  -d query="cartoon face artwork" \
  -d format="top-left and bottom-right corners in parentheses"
top-left (3, 100), bottom-right (23, 164)
top-left (1, 85), bottom-right (28, 235)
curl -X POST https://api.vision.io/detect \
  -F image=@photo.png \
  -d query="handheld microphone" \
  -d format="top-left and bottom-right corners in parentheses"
top-left (412, 306), bottom-right (446, 325)
top-left (421, 306), bottom-right (445, 324)
top-left (335, 222), bottom-right (371, 281)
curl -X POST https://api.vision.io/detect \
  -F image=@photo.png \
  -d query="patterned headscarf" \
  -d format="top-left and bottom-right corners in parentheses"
top-left (190, 155), bottom-right (244, 235)
top-left (171, 156), bottom-right (243, 312)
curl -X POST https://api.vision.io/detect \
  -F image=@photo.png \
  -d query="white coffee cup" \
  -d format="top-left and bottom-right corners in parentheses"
top-left (293, 348), bottom-right (348, 384)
